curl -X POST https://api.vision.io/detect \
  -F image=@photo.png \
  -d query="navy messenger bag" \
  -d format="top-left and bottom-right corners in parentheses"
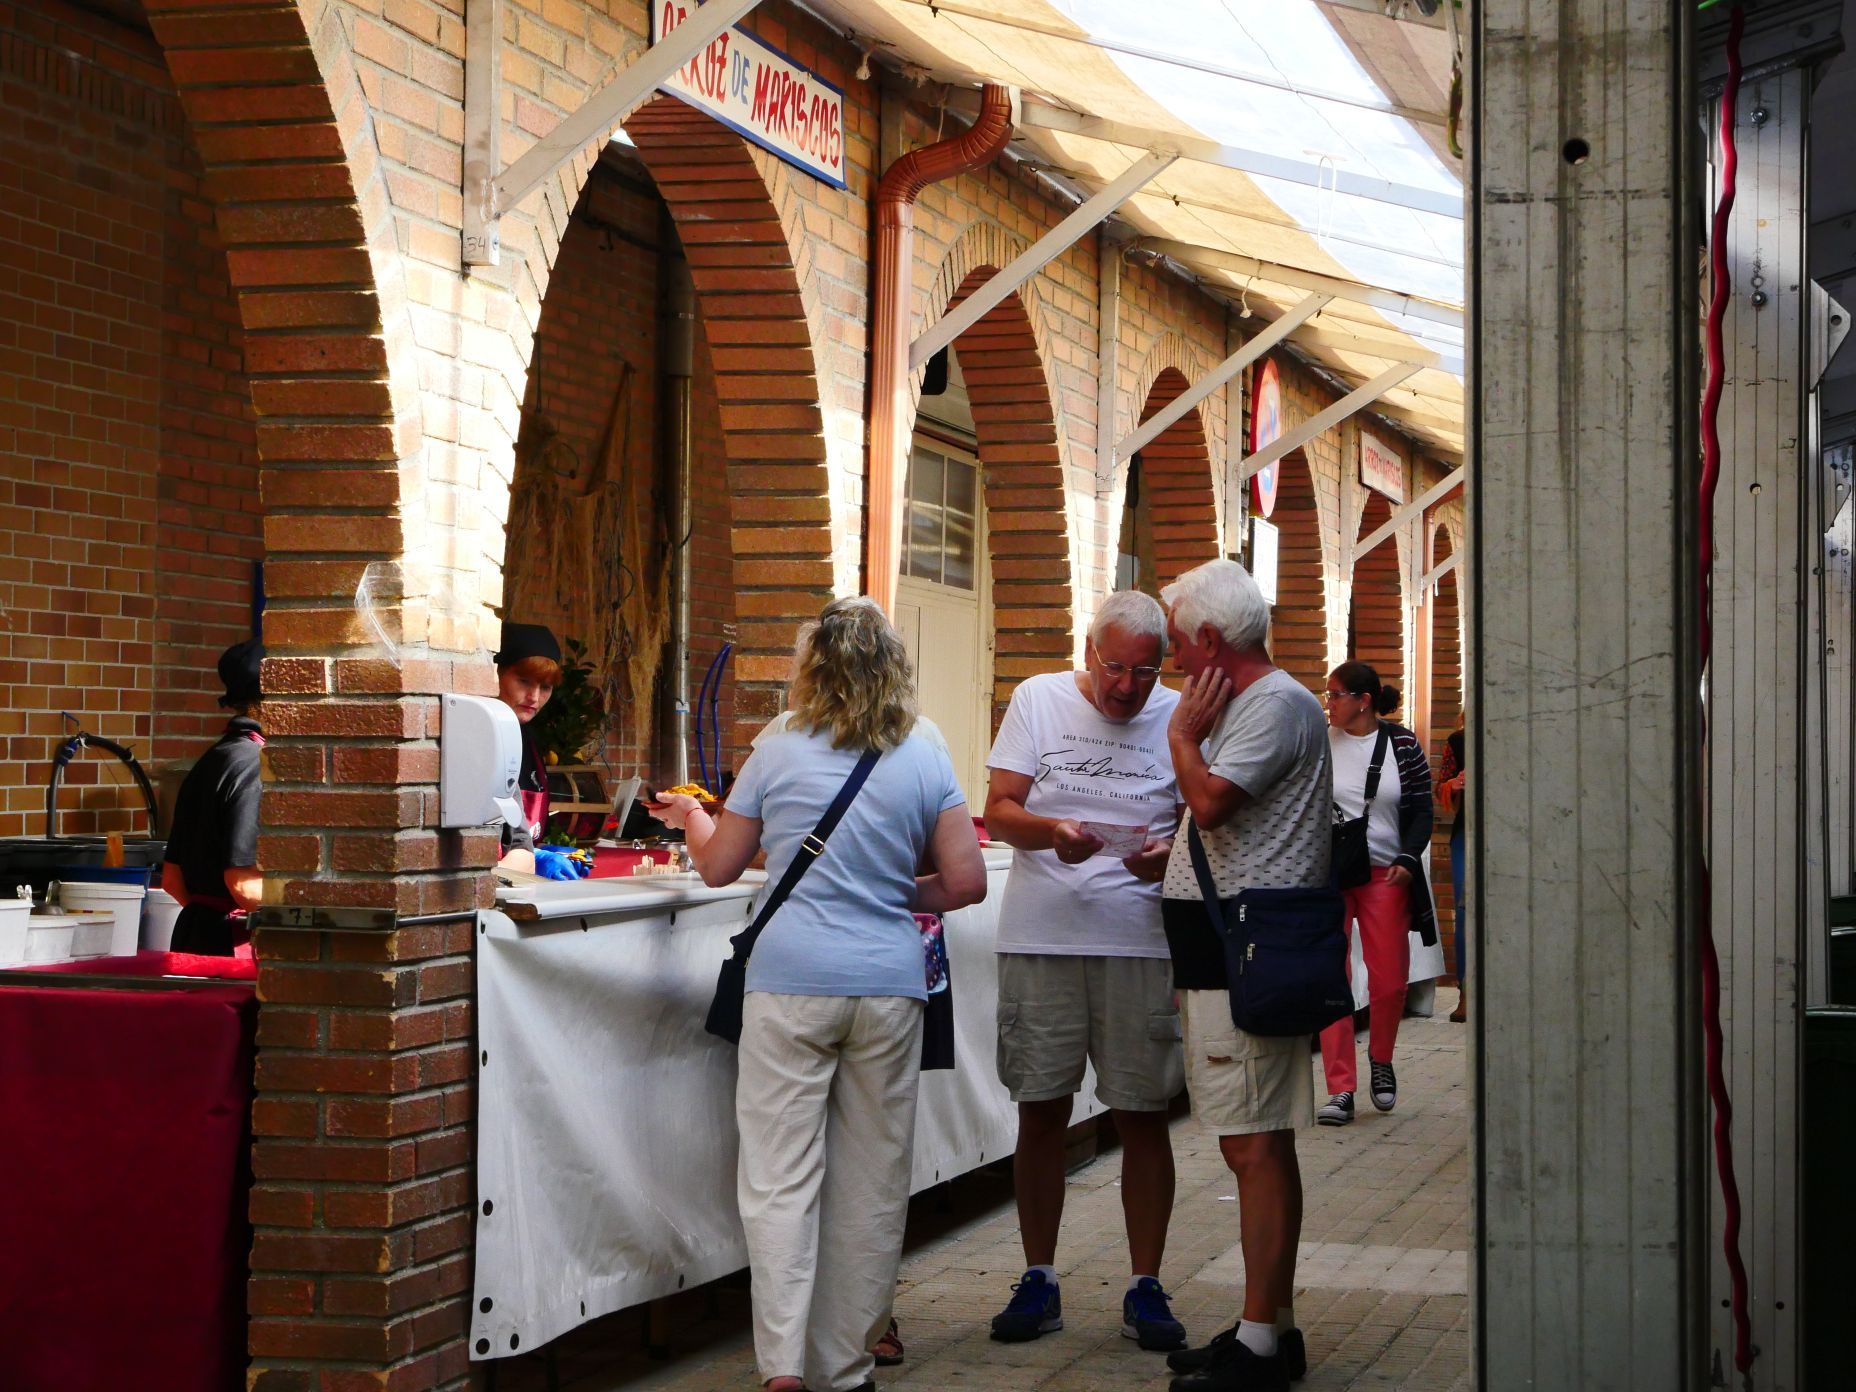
top-left (1186, 822), bottom-right (1353, 1038)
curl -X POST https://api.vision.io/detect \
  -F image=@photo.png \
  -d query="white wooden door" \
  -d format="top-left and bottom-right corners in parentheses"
top-left (894, 437), bottom-right (992, 805)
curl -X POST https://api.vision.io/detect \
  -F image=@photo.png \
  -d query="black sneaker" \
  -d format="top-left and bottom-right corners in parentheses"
top-left (1168, 1334), bottom-right (1290, 1392)
top-left (1317, 1092), bottom-right (1355, 1126)
top-left (1370, 1059), bottom-right (1397, 1112)
top-left (989, 1269), bottom-right (1062, 1342)
top-left (1168, 1326), bottom-right (1305, 1382)
top-left (1122, 1276), bottom-right (1187, 1350)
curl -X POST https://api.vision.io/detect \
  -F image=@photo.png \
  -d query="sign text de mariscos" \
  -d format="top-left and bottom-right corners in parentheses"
top-left (653, 2), bottom-right (846, 188)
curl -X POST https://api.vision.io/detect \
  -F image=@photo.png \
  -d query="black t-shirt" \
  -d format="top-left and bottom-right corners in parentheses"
top-left (166, 717), bottom-right (264, 901)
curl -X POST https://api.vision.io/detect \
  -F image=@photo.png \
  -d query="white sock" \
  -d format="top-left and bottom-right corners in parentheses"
top-left (1127, 1273), bottom-right (1158, 1292)
top-left (1026, 1264), bottom-right (1057, 1283)
top-left (1236, 1319), bottom-right (1278, 1357)
top-left (1275, 1306), bottom-right (1295, 1334)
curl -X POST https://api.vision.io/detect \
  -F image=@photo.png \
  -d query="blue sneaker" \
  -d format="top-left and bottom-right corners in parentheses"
top-left (990, 1269), bottom-right (1062, 1342)
top-left (1123, 1276), bottom-right (1188, 1351)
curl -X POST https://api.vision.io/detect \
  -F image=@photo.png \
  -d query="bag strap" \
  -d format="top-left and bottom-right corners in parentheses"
top-left (728, 748), bottom-right (881, 963)
top-left (1186, 821), bottom-right (1229, 939)
top-left (1360, 724), bottom-right (1391, 808)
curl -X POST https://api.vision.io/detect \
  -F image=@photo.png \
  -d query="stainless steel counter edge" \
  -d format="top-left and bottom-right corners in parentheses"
top-left (495, 845), bottom-right (1016, 922)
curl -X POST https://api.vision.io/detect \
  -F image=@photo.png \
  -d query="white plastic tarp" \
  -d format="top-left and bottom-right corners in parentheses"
top-left (469, 857), bottom-right (1101, 1361)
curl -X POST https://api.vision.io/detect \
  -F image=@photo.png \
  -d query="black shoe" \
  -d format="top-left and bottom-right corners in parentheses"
top-left (1168, 1335), bottom-right (1290, 1392)
top-left (989, 1269), bottom-right (1062, 1342)
top-left (1168, 1326), bottom-right (1305, 1382)
top-left (1370, 1059), bottom-right (1397, 1112)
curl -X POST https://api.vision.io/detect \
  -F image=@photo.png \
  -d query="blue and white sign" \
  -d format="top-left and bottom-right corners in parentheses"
top-left (651, 1), bottom-right (848, 189)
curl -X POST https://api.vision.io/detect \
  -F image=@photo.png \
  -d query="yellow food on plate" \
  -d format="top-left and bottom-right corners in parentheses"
top-left (664, 782), bottom-right (719, 806)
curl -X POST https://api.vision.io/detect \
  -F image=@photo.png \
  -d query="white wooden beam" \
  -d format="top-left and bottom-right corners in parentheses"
top-left (1115, 293), bottom-right (1331, 461)
top-left (1293, 324), bottom-right (1464, 376)
top-left (1237, 363), bottom-right (1419, 483)
top-left (1420, 551), bottom-right (1460, 593)
top-left (1017, 98), bottom-right (1462, 220)
top-left (1140, 237), bottom-right (1463, 330)
top-left (462, 0), bottom-right (502, 265)
top-left (1095, 246), bottom-right (1121, 490)
top-left (494, 0), bottom-right (760, 213)
top-left (1354, 466), bottom-right (1466, 562)
top-left (911, 151), bottom-right (1175, 370)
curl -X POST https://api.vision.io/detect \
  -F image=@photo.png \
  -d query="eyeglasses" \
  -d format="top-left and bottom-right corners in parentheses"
top-left (1099, 661), bottom-right (1163, 681)
top-left (1324, 690), bottom-right (1364, 703)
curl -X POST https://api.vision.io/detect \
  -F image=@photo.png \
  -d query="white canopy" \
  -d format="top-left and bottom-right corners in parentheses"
top-left (816, 0), bottom-right (1466, 456)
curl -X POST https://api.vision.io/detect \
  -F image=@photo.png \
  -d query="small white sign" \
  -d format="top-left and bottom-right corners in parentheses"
top-left (652, 1), bottom-right (848, 189)
top-left (1360, 429), bottom-right (1405, 502)
top-left (1250, 516), bottom-right (1279, 604)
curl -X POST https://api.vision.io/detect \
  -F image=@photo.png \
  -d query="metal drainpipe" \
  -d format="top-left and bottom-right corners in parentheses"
top-left (866, 83), bottom-right (1015, 615)
top-left (664, 242), bottom-right (697, 785)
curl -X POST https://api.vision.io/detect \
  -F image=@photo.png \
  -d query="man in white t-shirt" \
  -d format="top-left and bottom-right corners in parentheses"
top-left (982, 590), bottom-right (1188, 1355)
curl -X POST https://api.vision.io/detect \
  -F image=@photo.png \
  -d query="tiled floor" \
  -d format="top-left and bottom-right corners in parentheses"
top-left (493, 1000), bottom-right (1471, 1392)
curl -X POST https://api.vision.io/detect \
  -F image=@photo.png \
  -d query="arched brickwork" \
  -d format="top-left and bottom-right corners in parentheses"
top-left (937, 263), bottom-right (1074, 720)
top-left (1134, 368), bottom-right (1218, 591)
top-left (1270, 451), bottom-right (1330, 689)
top-left (617, 97), bottom-right (836, 753)
top-left (1350, 491), bottom-right (1406, 706)
top-left (1427, 520), bottom-right (1464, 980)
top-left (1428, 523), bottom-right (1464, 749)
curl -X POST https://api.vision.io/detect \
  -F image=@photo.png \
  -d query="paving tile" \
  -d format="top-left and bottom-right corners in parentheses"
top-left (503, 997), bottom-right (1472, 1391)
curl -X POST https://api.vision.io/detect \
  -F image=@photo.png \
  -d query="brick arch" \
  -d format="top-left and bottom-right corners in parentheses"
top-left (1427, 523), bottom-right (1463, 744)
top-left (146, 0), bottom-right (422, 659)
top-left (935, 264), bottom-right (1075, 720)
top-left (1270, 451), bottom-right (1330, 688)
top-left (500, 97), bottom-right (835, 755)
top-left (1133, 368), bottom-right (1218, 591)
top-left (1350, 492), bottom-right (1407, 704)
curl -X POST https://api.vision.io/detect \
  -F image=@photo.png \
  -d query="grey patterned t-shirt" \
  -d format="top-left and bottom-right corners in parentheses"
top-left (1162, 667), bottom-right (1332, 903)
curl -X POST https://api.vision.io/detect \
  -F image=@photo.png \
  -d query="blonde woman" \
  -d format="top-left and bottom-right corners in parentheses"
top-left (651, 596), bottom-right (988, 1392)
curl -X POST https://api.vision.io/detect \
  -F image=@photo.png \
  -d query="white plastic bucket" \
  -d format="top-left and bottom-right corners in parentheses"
top-left (60, 881), bottom-right (145, 958)
top-left (0, 899), bottom-right (29, 967)
top-left (143, 888), bottom-right (182, 953)
top-left (67, 910), bottom-right (115, 958)
top-left (25, 916), bottom-right (74, 964)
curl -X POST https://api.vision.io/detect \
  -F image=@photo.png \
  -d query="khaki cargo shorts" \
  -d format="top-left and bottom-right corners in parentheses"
top-left (1177, 989), bottom-right (1314, 1135)
top-left (995, 952), bottom-right (1184, 1112)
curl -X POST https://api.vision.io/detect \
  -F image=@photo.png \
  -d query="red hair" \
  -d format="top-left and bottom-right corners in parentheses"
top-left (500, 655), bottom-right (562, 687)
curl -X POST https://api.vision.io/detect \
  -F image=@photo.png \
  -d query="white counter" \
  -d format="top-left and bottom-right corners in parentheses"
top-left (471, 846), bottom-right (1063, 1364)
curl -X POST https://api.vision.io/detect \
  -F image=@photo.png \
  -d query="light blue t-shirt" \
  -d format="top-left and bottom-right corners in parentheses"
top-left (727, 722), bottom-right (969, 1000)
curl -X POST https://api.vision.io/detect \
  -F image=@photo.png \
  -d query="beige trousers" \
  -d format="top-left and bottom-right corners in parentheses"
top-left (736, 991), bottom-right (924, 1392)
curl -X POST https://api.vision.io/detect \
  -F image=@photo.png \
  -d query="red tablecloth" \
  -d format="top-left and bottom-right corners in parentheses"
top-left (23, 948), bottom-right (258, 980)
top-left (0, 972), bottom-right (256, 1391)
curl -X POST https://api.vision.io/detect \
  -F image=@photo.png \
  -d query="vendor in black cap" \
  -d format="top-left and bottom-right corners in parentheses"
top-left (160, 638), bottom-right (267, 955)
top-left (495, 620), bottom-right (587, 880)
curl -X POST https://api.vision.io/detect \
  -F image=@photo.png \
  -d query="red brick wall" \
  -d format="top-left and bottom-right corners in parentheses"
top-left (0, 0), bottom-right (257, 840)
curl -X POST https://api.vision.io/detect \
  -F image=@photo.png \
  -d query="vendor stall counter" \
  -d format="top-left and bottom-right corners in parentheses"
top-left (471, 847), bottom-right (1085, 1363)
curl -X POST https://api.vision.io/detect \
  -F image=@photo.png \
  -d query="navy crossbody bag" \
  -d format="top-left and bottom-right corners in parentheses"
top-left (1186, 821), bottom-right (1353, 1037)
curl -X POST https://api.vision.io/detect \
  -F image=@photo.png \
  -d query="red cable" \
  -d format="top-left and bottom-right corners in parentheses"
top-left (1698, 3), bottom-right (1754, 1377)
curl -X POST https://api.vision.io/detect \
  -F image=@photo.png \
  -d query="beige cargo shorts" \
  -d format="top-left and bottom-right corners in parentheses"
top-left (1177, 988), bottom-right (1315, 1135)
top-left (995, 952), bottom-right (1184, 1112)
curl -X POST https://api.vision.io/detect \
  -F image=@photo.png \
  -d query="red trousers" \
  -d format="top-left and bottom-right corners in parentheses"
top-left (1319, 867), bottom-right (1412, 1093)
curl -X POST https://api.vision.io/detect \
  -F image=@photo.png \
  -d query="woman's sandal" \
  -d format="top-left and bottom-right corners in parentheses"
top-left (873, 1315), bottom-right (905, 1366)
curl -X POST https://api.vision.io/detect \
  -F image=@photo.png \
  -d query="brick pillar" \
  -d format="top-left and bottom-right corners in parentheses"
top-left (144, 2), bottom-right (498, 1387)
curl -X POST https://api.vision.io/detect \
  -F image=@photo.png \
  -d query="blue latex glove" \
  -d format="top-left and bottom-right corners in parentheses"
top-left (534, 847), bottom-right (588, 881)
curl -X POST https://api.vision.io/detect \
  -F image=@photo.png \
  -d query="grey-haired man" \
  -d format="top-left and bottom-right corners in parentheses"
top-left (983, 589), bottom-right (1189, 1354)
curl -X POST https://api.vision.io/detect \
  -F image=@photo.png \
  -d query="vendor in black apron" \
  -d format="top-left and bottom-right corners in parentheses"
top-left (494, 621), bottom-right (586, 880)
top-left (160, 639), bottom-right (266, 955)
